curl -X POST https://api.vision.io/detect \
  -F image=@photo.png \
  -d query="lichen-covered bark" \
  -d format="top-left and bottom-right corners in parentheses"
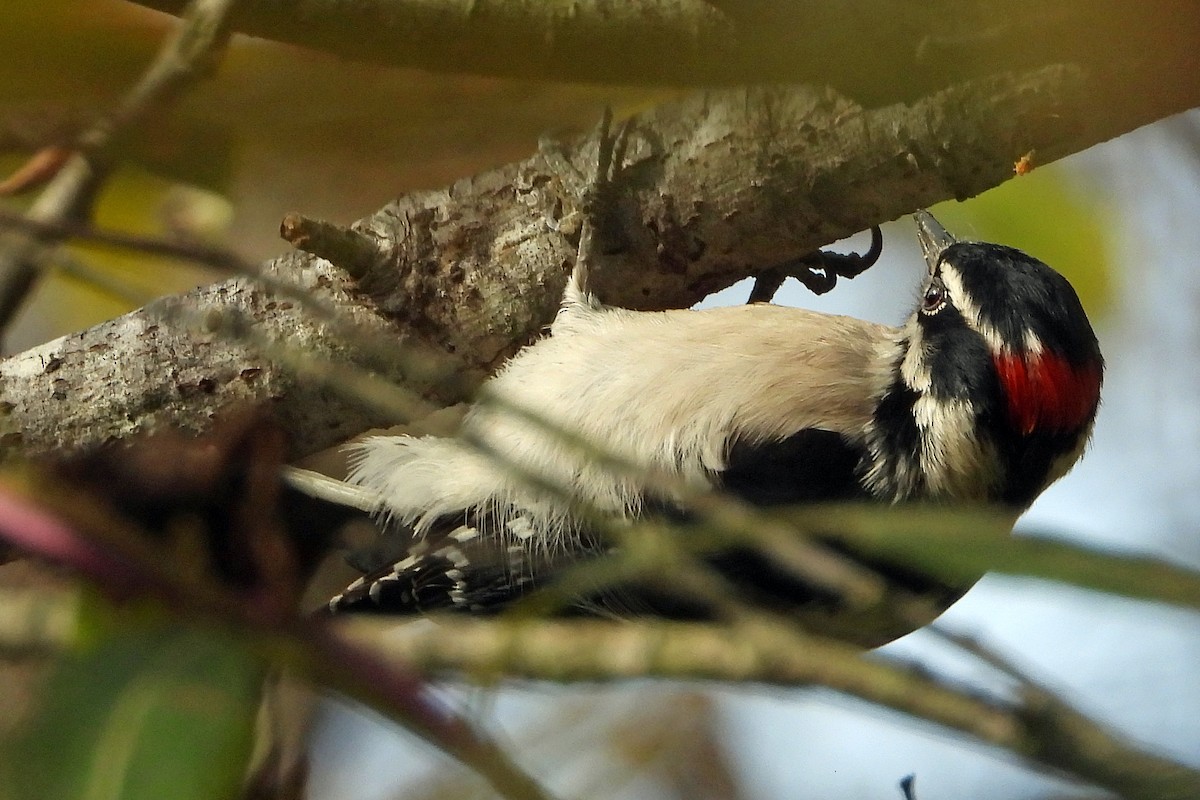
top-left (0, 253), bottom-right (406, 459)
top-left (341, 68), bottom-right (1099, 368)
top-left (0, 66), bottom-right (1192, 460)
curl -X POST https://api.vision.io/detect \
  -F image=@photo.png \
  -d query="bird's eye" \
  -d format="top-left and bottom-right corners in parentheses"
top-left (922, 279), bottom-right (947, 313)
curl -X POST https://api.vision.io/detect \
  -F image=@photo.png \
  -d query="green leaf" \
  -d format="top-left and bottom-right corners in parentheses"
top-left (2, 615), bottom-right (264, 800)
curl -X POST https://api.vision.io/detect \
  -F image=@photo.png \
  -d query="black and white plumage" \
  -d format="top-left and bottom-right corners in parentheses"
top-left (326, 210), bottom-right (1102, 642)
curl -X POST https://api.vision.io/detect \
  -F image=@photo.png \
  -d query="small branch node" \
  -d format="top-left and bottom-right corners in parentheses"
top-left (279, 212), bottom-right (383, 280)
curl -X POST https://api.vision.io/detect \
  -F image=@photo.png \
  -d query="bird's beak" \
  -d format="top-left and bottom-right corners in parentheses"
top-left (913, 210), bottom-right (956, 273)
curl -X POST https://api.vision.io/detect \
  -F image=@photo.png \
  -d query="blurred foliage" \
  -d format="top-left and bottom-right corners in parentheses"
top-left (0, 158), bottom-right (227, 351)
top-left (0, 599), bottom-right (263, 800)
top-left (784, 503), bottom-right (1200, 612)
top-left (932, 164), bottom-right (1115, 318)
top-left (59, 169), bottom-right (227, 319)
top-left (0, 0), bottom-right (664, 351)
top-left (0, 1), bottom-right (155, 105)
top-left (358, 691), bottom-right (746, 800)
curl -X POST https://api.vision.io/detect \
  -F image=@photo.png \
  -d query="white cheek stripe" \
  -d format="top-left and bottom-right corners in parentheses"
top-left (938, 265), bottom-right (1007, 354)
top-left (913, 395), bottom-right (997, 500)
top-left (941, 265), bottom-right (1045, 360)
top-left (899, 319), bottom-right (931, 393)
top-left (888, 307), bottom-right (1001, 502)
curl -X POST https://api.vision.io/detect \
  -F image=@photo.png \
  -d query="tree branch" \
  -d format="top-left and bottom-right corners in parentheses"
top-left (340, 616), bottom-right (1200, 800)
top-left (786, 507), bottom-right (1200, 613)
top-left (128, 0), bottom-right (1197, 110)
top-left (2, 64), bottom-right (1184, 459)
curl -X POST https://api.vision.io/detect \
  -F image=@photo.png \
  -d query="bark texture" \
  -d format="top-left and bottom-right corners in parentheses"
top-left (0, 64), bottom-right (1195, 459)
top-left (0, 253), bottom-right (404, 459)
top-left (131, 0), bottom-right (1198, 109)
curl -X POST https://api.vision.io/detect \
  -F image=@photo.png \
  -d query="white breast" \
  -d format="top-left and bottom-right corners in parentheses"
top-left (350, 301), bottom-right (897, 549)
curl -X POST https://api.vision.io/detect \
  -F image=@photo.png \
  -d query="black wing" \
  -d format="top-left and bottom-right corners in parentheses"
top-left (328, 428), bottom-right (969, 645)
top-left (719, 428), bottom-right (868, 505)
top-left (328, 513), bottom-right (609, 615)
top-left (329, 429), bottom-right (869, 616)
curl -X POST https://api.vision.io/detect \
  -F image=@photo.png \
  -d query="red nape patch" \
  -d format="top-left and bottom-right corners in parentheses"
top-left (993, 352), bottom-right (1101, 436)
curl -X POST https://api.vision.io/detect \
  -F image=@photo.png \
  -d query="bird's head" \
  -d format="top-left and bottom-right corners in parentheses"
top-left (913, 210), bottom-right (1103, 439)
top-left (871, 212), bottom-right (1103, 508)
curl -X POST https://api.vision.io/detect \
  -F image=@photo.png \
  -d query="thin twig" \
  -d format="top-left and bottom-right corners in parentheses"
top-left (279, 212), bottom-right (386, 279)
top-left (0, 208), bottom-right (255, 275)
top-left (0, 0), bottom-right (239, 335)
top-left (927, 625), bottom-right (1200, 800)
top-left (794, 506), bottom-right (1200, 612)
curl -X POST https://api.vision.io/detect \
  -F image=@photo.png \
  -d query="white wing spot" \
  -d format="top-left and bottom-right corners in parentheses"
top-left (434, 544), bottom-right (470, 569)
top-left (506, 517), bottom-right (537, 540)
top-left (451, 527), bottom-right (481, 543)
top-left (391, 555), bottom-right (417, 573)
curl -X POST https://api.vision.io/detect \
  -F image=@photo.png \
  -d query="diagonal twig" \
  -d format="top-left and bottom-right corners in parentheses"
top-left (0, 0), bottom-right (240, 337)
top-left (0, 476), bottom-right (556, 800)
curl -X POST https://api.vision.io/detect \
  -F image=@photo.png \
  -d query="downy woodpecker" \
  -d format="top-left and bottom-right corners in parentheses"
top-left (327, 208), bottom-right (1102, 643)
